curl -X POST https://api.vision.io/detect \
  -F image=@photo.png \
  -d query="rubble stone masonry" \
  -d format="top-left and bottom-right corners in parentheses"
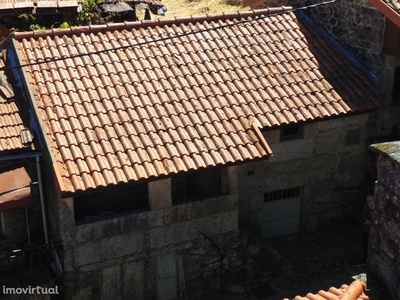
top-left (369, 142), bottom-right (400, 297)
top-left (252, 0), bottom-right (385, 74)
top-left (239, 114), bottom-right (371, 233)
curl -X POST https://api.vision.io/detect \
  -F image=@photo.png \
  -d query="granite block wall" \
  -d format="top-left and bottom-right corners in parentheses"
top-left (369, 143), bottom-right (400, 297)
top-left (238, 114), bottom-right (372, 233)
top-left (55, 166), bottom-right (269, 299)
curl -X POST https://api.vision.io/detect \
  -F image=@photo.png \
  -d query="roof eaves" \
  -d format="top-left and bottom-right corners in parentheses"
top-left (250, 116), bottom-right (273, 156)
top-left (370, 141), bottom-right (400, 164)
top-left (12, 6), bottom-right (294, 40)
top-left (368, 0), bottom-right (400, 27)
top-left (5, 35), bottom-right (64, 192)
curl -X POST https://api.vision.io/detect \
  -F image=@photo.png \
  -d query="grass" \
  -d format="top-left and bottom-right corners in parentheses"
top-left (151, 0), bottom-right (250, 19)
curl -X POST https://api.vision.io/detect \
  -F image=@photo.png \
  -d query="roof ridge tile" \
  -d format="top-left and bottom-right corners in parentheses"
top-left (13, 7), bottom-right (293, 40)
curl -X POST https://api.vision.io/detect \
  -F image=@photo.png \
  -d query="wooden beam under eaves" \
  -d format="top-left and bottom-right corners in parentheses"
top-left (368, 0), bottom-right (400, 27)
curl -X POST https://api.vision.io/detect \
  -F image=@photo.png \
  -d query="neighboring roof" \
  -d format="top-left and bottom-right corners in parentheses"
top-left (387, 0), bottom-right (400, 10)
top-left (0, 0), bottom-right (163, 14)
top-left (0, 61), bottom-right (31, 152)
top-left (0, 165), bottom-right (31, 211)
top-left (9, 7), bottom-right (379, 194)
top-left (290, 280), bottom-right (369, 300)
top-left (368, 0), bottom-right (400, 27)
top-left (0, 0), bottom-right (78, 15)
top-left (101, 2), bottom-right (133, 13)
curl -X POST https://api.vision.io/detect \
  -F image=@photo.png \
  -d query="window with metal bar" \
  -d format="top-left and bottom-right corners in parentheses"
top-left (264, 187), bottom-right (301, 202)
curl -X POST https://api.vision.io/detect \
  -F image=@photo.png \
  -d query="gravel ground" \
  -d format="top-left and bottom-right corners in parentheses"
top-left (200, 218), bottom-right (392, 300)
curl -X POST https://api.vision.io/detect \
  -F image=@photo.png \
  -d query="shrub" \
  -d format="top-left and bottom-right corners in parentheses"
top-left (60, 22), bottom-right (70, 28)
top-left (77, 0), bottom-right (103, 25)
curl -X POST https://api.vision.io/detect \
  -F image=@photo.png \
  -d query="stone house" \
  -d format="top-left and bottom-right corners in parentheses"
top-left (369, 141), bottom-right (400, 298)
top-left (242, 0), bottom-right (400, 230)
top-left (284, 0), bottom-right (400, 296)
top-left (359, 1), bottom-right (400, 297)
top-left (246, 0), bottom-right (400, 142)
top-left (0, 6), bottom-right (380, 299)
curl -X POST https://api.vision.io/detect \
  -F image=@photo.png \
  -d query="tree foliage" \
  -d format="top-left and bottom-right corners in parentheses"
top-left (77, 0), bottom-right (104, 25)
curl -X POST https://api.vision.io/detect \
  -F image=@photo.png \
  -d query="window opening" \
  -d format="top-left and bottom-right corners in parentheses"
top-left (172, 168), bottom-right (226, 204)
top-left (280, 125), bottom-right (304, 142)
top-left (264, 187), bottom-right (301, 202)
top-left (74, 183), bottom-right (148, 223)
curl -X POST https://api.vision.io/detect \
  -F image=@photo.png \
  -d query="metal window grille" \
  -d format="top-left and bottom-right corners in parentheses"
top-left (264, 187), bottom-right (301, 202)
top-left (0, 243), bottom-right (61, 286)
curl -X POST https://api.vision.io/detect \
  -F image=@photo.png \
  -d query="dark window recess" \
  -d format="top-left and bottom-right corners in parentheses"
top-left (0, 213), bottom-right (3, 236)
top-left (171, 175), bottom-right (187, 204)
top-left (392, 67), bottom-right (400, 106)
top-left (74, 183), bottom-right (148, 223)
top-left (172, 168), bottom-right (227, 204)
top-left (280, 125), bottom-right (304, 142)
top-left (264, 187), bottom-right (301, 202)
top-left (345, 128), bottom-right (361, 146)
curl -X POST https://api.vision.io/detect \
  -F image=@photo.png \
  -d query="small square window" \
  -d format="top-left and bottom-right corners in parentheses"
top-left (280, 124), bottom-right (304, 142)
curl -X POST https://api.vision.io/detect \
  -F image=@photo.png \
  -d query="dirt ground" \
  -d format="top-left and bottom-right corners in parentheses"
top-left (201, 217), bottom-right (394, 300)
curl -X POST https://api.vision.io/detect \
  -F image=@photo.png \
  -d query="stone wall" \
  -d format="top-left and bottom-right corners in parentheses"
top-left (55, 166), bottom-right (266, 299)
top-left (238, 114), bottom-right (371, 234)
top-left (370, 54), bottom-right (400, 143)
top-left (251, 0), bottom-right (385, 74)
top-left (369, 142), bottom-right (400, 297)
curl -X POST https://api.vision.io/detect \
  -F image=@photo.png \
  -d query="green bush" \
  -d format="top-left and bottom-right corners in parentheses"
top-left (78, 0), bottom-right (103, 25)
top-left (60, 22), bottom-right (70, 28)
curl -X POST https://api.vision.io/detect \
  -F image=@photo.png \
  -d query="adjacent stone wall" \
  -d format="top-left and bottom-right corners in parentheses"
top-left (369, 142), bottom-right (400, 297)
top-left (57, 166), bottom-right (263, 299)
top-left (369, 54), bottom-right (400, 143)
top-left (238, 114), bottom-right (371, 233)
top-left (251, 0), bottom-right (385, 74)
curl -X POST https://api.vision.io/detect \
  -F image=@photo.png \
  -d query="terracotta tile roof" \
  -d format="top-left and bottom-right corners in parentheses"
top-left (0, 62), bottom-right (30, 152)
top-left (11, 7), bottom-right (379, 194)
top-left (291, 280), bottom-right (369, 300)
top-left (385, 0), bottom-right (400, 12)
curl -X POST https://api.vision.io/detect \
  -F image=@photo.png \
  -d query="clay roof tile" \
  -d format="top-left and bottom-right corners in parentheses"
top-left (11, 8), bottom-right (379, 193)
